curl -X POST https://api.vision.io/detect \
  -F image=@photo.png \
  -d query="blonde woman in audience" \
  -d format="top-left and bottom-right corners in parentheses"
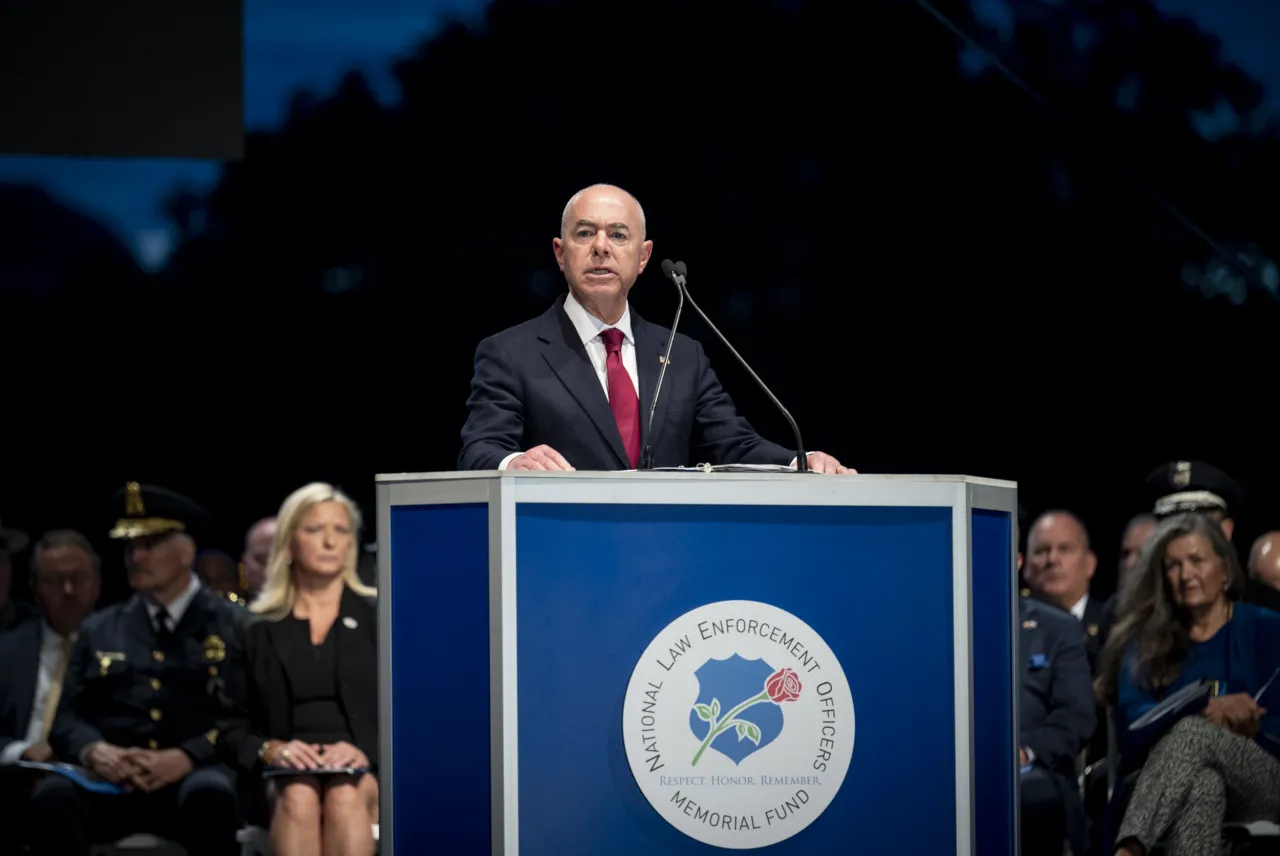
top-left (1096, 513), bottom-right (1280, 856)
top-left (219, 483), bottom-right (378, 856)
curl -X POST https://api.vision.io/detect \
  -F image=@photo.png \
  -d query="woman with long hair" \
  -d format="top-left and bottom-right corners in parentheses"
top-left (1095, 513), bottom-right (1280, 856)
top-left (220, 483), bottom-right (378, 856)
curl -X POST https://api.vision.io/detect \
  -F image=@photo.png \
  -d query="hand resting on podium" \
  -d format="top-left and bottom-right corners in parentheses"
top-left (504, 444), bottom-right (854, 473)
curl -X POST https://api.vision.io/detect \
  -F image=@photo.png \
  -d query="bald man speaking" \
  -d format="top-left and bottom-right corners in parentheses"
top-left (459, 184), bottom-right (849, 473)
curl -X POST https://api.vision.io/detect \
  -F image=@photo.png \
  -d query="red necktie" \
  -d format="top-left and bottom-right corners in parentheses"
top-left (601, 328), bottom-right (640, 468)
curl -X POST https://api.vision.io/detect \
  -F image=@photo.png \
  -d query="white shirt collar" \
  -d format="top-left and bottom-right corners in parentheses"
top-left (563, 290), bottom-right (634, 347)
top-left (145, 572), bottom-right (201, 626)
top-left (1070, 593), bottom-right (1089, 622)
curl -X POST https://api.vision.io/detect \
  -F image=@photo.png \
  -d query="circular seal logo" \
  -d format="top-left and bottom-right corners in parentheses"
top-left (622, 600), bottom-right (855, 849)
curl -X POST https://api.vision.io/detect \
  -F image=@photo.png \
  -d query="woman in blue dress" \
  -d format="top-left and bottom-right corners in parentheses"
top-left (1095, 513), bottom-right (1280, 856)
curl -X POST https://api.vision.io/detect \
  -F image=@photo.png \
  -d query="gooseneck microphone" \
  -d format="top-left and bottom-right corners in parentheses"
top-left (639, 260), bottom-right (686, 470)
top-left (670, 261), bottom-right (810, 473)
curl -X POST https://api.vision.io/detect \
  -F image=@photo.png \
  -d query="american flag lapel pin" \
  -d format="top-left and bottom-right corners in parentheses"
top-left (659, 355), bottom-right (671, 365)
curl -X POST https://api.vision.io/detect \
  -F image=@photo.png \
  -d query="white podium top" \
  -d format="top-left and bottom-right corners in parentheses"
top-left (375, 471), bottom-right (1016, 513)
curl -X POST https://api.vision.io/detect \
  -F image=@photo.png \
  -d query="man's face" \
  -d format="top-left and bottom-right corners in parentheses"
top-left (242, 519), bottom-right (276, 595)
top-left (1024, 513), bottom-right (1096, 609)
top-left (33, 545), bottom-right (99, 634)
top-left (125, 532), bottom-right (193, 594)
top-left (552, 186), bottom-right (653, 314)
top-left (1119, 518), bottom-right (1157, 580)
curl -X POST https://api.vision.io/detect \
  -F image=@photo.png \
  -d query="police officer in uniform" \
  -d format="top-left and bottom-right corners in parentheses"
top-left (1141, 460), bottom-right (1243, 539)
top-left (28, 483), bottom-right (247, 856)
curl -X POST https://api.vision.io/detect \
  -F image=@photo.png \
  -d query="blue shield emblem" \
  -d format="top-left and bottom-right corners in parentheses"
top-left (688, 654), bottom-right (785, 765)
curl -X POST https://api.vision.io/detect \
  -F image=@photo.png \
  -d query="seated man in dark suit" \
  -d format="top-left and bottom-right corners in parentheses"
top-left (459, 183), bottom-right (851, 473)
top-left (1020, 597), bottom-right (1097, 856)
top-left (0, 530), bottom-right (101, 850)
top-left (28, 483), bottom-right (248, 856)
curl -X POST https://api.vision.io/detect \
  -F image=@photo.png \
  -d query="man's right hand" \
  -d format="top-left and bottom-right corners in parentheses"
top-left (509, 445), bottom-right (575, 471)
top-left (85, 741), bottom-right (139, 783)
top-left (20, 741), bottom-right (55, 763)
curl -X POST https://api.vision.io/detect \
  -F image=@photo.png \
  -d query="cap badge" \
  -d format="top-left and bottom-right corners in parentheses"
top-left (125, 482), bottom-right (146, 516)
top-left (1173, 462), bottom-right (1191, 489)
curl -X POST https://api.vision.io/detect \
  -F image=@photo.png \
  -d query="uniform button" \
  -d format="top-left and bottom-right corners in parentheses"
top-left (150, 709), bottom-right (162, 721)
top-left (153, 651), bottom-right (165, 662)
top-left (150, 678), bottom-right (161, 690)
top-left (148, 739), bottom-right (159, 750)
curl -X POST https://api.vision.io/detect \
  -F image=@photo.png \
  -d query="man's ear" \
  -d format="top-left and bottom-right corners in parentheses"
top-left (552, 237), bottom-right (566, 272)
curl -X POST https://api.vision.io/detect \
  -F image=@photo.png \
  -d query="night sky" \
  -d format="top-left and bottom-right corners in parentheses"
top-left (0, 0), bottom-right (1274, 271)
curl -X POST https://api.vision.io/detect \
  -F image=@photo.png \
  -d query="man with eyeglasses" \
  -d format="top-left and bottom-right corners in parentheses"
top-left (0, 529), bottom-right (101, 849)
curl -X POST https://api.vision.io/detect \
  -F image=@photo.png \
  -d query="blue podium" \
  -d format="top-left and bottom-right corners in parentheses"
top-left (376, 472), bottom-right (1018, 855)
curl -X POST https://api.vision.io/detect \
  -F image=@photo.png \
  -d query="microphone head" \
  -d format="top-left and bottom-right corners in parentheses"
top-left (660, 259), bottom-right (676, 279)
top-left (674, 261), bottom-right (688, 277)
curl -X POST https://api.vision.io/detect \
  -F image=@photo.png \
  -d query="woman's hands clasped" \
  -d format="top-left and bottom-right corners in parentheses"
top-left (267, 739), bottom-right (369, 770)
top-left (1203, 693), bottom-right (1266, 738)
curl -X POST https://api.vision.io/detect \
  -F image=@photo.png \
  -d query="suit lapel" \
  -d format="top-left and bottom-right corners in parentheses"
top-left (263, 616), bottom-right (298, 699)
top-left (125, 596), bottom-right (157, 648)
top-left (633, 311), bottom-right (670, 452)
top-left (334, 588), bottom-right (371, 691)
top-left (537, 300), bottom-right (629, 468)
top-left (11, 621), bottom-right (43, 734)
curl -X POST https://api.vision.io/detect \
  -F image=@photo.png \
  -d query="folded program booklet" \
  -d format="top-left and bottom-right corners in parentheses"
top-left (1128, 679), bottom-right (1213, 734)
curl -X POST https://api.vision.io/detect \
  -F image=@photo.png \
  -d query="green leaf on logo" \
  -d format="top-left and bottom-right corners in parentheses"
top-left (711, 699), bottom-right (721, 719)
top-left (695, 704), bottom-right (713, 722)
top-left (736, 722), bottom-right (748, 741)
top-left (746, 722), bottom-right (761, 745)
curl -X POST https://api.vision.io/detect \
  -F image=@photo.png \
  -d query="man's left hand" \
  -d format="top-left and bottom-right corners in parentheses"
top-left (802, 452), bottom-right (854, 474)
top-left (125, 748), bottom-right (194, 792)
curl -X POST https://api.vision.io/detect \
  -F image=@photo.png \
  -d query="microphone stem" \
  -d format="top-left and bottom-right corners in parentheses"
top-left (677, 280), bottom-right (809, 472)
top-left (639, 287), bottom-right (684, 470)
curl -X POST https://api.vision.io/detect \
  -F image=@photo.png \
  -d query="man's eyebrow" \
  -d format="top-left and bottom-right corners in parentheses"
top-left (571, 219), bottom-right (633, 233)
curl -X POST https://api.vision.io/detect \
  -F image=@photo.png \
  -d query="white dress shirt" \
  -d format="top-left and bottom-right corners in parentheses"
top-left (0, 624), bottom-right (77, 765)
top-left (498, 292), bottom-right (639, 470)
top-left (145, 573), bottom-right (202, 632)
top-left (1069, 593), bottom-right (1089, 622)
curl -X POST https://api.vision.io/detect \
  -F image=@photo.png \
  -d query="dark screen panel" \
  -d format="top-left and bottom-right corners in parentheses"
top-left (0, 0), bottom-right (242, 158)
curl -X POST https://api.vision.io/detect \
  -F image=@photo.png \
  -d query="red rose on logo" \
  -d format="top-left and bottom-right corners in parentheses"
top-left (765, 668), bottom-right (802, 703)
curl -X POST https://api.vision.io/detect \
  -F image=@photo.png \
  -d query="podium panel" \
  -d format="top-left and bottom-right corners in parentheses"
top-left (377, 473), bottom-right (1017, 855)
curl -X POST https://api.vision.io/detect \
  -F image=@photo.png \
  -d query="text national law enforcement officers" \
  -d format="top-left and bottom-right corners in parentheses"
top-left (28, 483), bottom-right (247, 856)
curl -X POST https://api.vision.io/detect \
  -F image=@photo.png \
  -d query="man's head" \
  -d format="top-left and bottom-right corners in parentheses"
top-left (1118, 513), bottom-right (1157, 583)
top-left (1024, 510), bottom-right (1096, 611)
top-left (1249, 532), bottom-right (1280, 592)
top-left (195, 549), bottom-right (238, 594)
top-left (30, 530), bottom-right (100, 636)
top-left (552, 184), bottom-right (653, 323)
top-left (1142, 460), bottom-right (1240, 541)
top-left (242, 517), bottom-right (276, 597)
top-left (108, 482), bottom-right (208, 598)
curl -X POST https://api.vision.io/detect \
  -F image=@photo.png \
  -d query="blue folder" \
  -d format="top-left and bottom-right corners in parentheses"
top-left (15, 761), bottom-right (124, 795)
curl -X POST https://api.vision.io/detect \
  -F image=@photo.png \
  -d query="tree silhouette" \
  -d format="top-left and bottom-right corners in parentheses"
top-left (4, 0), bottom-right (1276, 585)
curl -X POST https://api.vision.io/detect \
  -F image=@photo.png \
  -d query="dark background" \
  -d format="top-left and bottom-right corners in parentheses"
top-left (0, 0), bottom-right (243, 158)
top-left (0, 0), bottom-right (1277, 605)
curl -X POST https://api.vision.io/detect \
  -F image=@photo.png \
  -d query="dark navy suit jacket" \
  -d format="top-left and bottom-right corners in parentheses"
top-left (1021, 598), bottom-right (1096, 856)
top-left (0, 619), bottom-right (44, 758)
top-left (458, 296), bottom-right (796, 470)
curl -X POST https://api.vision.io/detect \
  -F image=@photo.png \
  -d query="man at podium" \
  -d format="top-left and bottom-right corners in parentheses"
top-left (458, 183), bottom-right (850, 473)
